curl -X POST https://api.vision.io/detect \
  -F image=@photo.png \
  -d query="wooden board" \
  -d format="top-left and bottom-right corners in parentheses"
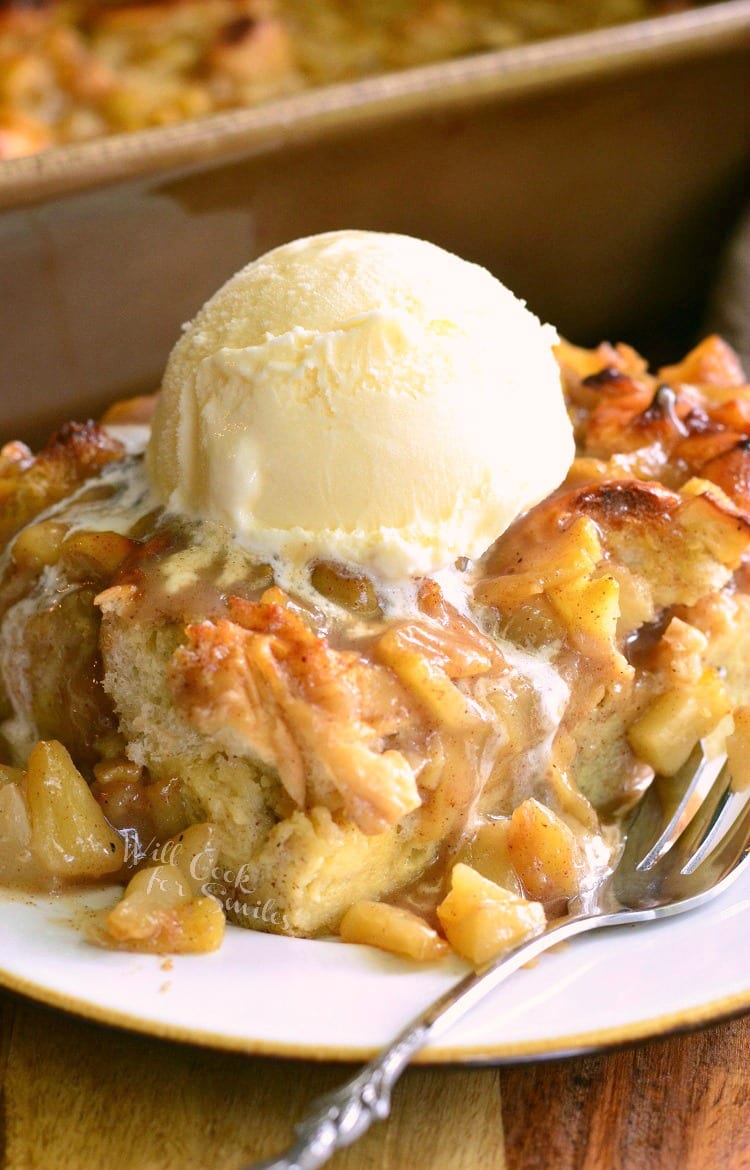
top-left (1, 991), bottom-right (748, 1169)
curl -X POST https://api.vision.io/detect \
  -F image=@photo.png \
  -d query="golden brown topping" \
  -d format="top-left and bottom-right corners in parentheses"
top-left (658, 334), bottom-right (747, 390)
top-left (696, 439), bottom-right (750, 514)
top-left (482, 477), bottom-right (750, 634)
top-left (0, 420), bottom-right (125, 545)
top-left (562, 335), bottom-right (750, 513)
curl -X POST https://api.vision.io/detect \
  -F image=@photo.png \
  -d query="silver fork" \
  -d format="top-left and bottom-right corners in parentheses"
top-left (247, 744), bottom-right (750, 1170)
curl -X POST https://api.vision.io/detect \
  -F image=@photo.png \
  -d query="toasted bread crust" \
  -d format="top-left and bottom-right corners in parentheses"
top-left (0, 421), bottom-right (124, 545)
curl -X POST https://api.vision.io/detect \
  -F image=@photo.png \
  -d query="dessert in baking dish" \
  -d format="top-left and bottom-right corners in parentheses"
top-left (0, 0), bottom-right (691, 158)
top-left (1, 230), bottom-right (749, 966)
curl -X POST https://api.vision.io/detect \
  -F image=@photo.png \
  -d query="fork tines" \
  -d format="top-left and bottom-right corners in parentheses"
top-left (636, 743), bottom-right (749, 875)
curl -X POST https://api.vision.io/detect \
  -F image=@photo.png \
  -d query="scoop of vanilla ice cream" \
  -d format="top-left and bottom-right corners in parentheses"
top-left (147, 230), bottom-right (573, 577)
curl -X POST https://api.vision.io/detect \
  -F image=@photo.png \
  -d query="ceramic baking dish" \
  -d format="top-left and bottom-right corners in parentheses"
top-left (1, 1), bottom-right (748, 443)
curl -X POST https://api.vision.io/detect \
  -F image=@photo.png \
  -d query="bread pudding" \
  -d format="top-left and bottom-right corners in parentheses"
top-left (1, 231), bottom-right (750, 967)
top-left (0, 0), bottom-right (691, 158)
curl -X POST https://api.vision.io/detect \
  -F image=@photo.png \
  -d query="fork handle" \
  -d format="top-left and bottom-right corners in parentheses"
top-left (245, 909), bottom-right (632, 1170)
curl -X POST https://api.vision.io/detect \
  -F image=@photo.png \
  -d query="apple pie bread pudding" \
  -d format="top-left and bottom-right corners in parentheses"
top-left (1, 230), bottom-right (749, 968)
top-left (0, 0), bottom-right (693, 158)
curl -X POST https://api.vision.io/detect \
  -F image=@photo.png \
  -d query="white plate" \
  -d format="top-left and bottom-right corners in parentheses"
top-left (2, 865), bottom-right (749, 1062)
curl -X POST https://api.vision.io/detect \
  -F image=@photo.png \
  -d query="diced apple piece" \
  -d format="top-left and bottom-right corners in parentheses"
top-left (627, 670), bottom-right (731, 776)
top-left (144, 774), bottom-right (193, 840)
top-left (506, 799), bottom-right (583, 904)
top-left (0, 782), bottom-right (30, 856)
top-left (26, 739), bottom-right (125, 878)
top-left (534, 516), bottom-right (604, 583)
top-left (340, 901), bottom-right (450, 962)
top-left (61, 529), bottom-right (136, 577)
top-left (547, 573), bottom-right (627, 672)
top-left (310, 561), bottom-right (381, 617)
top-left (93, 756), bottom-right (144, 786)
top-left (546, 750), bottom-right (600, 830)
top-left (11, 520), bottom-right (68, 570)
top-left (458, 819), bottom-right (523, 896)
top-left (474, 570), bottom-right (545, 609)
top-left (100, 393), bottom-right (158, 425)
top-left (477, 517), bottom-right (602, 609)
top-left (656, 617), bottom-right (708, 686)
top-left (546, 515), bottom-right (603, 574)
top-left (105, 864), bottom-right (225, 953)
top-left (0, 765), bottom-right (26, 787)
top-left (437, 863), bottom-right (545, 967)
top-left (162, 822), bottom-right (221, 898)
top-left (607, 564), bottom-right (654, 635)
top-left (726, 707), bottom-right (750, 793)
top-left (0, 781), bottom-right (48, 887)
